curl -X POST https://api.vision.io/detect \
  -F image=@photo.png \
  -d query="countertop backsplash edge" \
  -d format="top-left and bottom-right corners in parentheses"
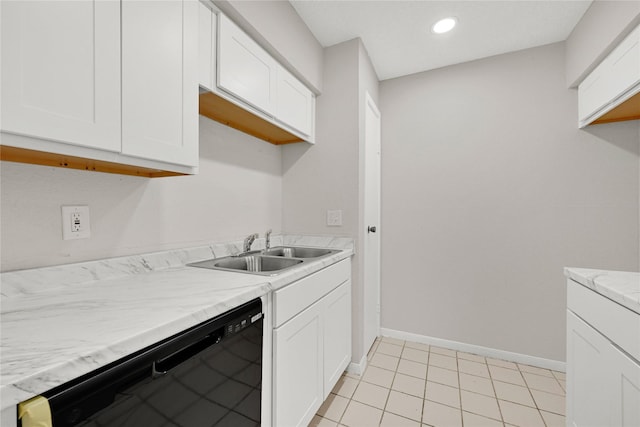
top-left (0, 234), bottom-right (355, 298)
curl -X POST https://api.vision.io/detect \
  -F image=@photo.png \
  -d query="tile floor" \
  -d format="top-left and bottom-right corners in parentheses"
top-left (310, 337), bottom-right (566, 427)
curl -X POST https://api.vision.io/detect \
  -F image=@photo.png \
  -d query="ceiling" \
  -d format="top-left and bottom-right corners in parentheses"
top-left (290, 0), bottom-right (593, 81)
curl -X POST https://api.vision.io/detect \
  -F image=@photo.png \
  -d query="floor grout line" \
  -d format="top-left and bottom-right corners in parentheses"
top-left (315, 336), bottom-right (565, 427)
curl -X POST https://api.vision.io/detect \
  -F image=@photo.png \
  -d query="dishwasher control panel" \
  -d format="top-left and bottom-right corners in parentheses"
top-left (225, 311), bottom-right (263, 336)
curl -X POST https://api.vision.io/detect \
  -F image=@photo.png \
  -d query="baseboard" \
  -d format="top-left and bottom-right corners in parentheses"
top-left (347, 353), bottom-right (367, 376)
top-left (380, 327), bottom-right (566, 372)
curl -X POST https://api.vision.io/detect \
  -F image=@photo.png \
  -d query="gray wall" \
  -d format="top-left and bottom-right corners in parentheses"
top-left (282, 40), bottom-right (359, 238)
top-left (1, 117), bottom-right (283, 271)
top-left (379, 42), bottom-right (640, 362)
top-left (214, 0), bottom-right (324, 93)
top-left (282, 38), bottom-right (380, 365)
top-left (565, 0), bottom-right (640, 87)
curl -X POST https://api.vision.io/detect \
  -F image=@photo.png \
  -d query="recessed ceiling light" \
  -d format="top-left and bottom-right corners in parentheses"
top-left (432, 17), bottom-right (457, 34)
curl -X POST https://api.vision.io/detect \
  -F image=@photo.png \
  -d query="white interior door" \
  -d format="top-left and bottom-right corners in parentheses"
top-left (363, 92), bottom-right (381, 355)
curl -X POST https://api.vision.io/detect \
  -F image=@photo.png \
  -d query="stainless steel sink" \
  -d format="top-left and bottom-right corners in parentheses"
top-left (263, 246), bottom-right (340, 258)
top-left (188, 254), bottom-right (303, 276)
top-left (188, 246), bottom-right (341, 275)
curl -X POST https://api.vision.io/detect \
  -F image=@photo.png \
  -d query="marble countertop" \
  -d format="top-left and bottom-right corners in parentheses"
top-left (0, 235), bottom-right (354, 412)
top-left (564, 268), bottom-right (640, 315)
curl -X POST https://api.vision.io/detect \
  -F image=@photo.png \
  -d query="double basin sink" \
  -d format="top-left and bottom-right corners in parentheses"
top-left (188, 246), bottom-right (341, 276)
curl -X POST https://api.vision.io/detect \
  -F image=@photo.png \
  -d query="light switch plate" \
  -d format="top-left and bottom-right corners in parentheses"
top-left (62, 205), bottom-right (91, 240)
top-left (327, 210), bottom-right (342, 226)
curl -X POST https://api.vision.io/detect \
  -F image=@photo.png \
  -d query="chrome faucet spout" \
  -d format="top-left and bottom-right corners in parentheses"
top-left (265, 229), bottom-right (272, 251)
top-left (243, 233), bottom-right (259, 253)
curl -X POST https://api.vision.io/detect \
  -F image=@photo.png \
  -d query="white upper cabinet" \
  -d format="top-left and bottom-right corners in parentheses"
top-left (578, 23), bottom-right (640, 127)
top-left (198, 3), bottom-right (216, 92)
top-left (218, 13), bottom-right (277, 116)
top-left (276, 65), bottom-right (315, 137)
top-left (121, 0), bottom-right (198, 167)
top-left (1, 0), bottom-right (198, 175)
top-left (1, 0), bottom-right (121, 152)
top-left (200, 10), bottom-right (315, 144)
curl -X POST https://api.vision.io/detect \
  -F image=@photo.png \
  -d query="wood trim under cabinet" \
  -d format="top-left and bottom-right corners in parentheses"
top-left (199, 91), bottom-right (302, 145)
top-left (0, 146), bottom-right (185, 178)
top-left (591, 91), bottom-right (640, 125)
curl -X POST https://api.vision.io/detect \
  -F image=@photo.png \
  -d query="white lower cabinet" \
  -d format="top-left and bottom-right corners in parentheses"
top-left (323, 281), bottom-right (352, 398)
top-left (566, 311), bottom-right (615, 427)
top-left (566, 280), bottom-right (640, 427)
top-left (611, 345), bottom-right (640, 427)
top-left (273, 297), bottom-right (324, 427)
top-left (272, 259), bottom-right (352, 427)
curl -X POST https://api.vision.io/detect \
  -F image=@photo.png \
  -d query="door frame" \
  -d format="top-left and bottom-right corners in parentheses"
top-left (362, 90), bottom-right (381, 356)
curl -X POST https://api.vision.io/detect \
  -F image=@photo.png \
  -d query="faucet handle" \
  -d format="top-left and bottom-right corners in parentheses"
top-left (243, 233), bottom-right (259, 253)
top-left (265, 229), bottom-right (272, 250)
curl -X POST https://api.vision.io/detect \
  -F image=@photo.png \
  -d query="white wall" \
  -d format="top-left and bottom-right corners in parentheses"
top-left (565, 0), bottom-right (640, 87)
top-left (0, 117), bottom-right (283, 271)
top-left (214, 0), bottom-right (323, 93)
top-left (379, 42), bottom-right (640, 362)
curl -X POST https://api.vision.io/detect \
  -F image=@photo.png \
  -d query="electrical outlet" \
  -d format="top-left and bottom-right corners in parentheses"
top-left (327, 210), bottom-right (342, 226)
top-left (71, 212), bottom-right (81, 232)
top-left (62, 205), bottom-right (91, 240)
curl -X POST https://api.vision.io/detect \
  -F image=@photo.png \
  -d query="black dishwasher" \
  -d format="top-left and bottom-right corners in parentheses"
top-left (31, 298), bottom-right (263, 427)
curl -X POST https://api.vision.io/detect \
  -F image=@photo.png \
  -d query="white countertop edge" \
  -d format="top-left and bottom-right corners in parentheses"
top-left (564, 267), bottom-right (640, 315)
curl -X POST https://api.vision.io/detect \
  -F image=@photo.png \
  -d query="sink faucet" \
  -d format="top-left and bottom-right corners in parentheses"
top-left (265, 229), bottom-right (272, 251)
top-left (243, 233), bottom-right (259, 253)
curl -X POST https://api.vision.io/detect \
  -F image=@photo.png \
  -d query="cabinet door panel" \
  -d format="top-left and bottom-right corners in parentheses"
top-left (323, 280), bottom-right (351, 398)
top-left (567, 311), bottom-right (613, 427)
top-left (198, 3), bottom-right (215, 91)
top-left (605, 25), bottom-right (640, 105)
top-left (578, 24), bottom-right (640, 124)
top-left (611, 347), bottom-right (640, 427)
top-left (122, 0), bottom-right (198, 167)
top-left (218, 14), bottom-right (276, 115)
top-left (276, 65), bottom-right (314, 137)
top-left (1, 0), bottom-right (120, 151)
top-left (274, 301), bottom-right (323, 427)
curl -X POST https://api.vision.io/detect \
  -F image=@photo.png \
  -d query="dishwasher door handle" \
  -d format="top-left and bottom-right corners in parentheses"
top-left (152, 330), bottom-right (223, 377)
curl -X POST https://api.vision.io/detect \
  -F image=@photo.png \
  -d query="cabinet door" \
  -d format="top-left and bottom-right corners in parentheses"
top-left (610, 346), bottom-right (640, 427)
top-left (323, 280), bottom-right (352, 398)
top-left (1, 0), bottom-right (120, 151)
top-left (122, 0), bottom-right (198, 167)
top-left (218, 14), bottom-right (276, 116)
top-left (600, 24), bottom-right (640, 111)
top-left (578, 24), bottom-right (640, 123)
top-left (275, 65), bottom-right (314, 137)
top-left (274, 299), bottom-right (323, 427)
top-left (566, 311), bottom-right (613, 427)
top-left (198, 2), bottom-right (215, 91)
